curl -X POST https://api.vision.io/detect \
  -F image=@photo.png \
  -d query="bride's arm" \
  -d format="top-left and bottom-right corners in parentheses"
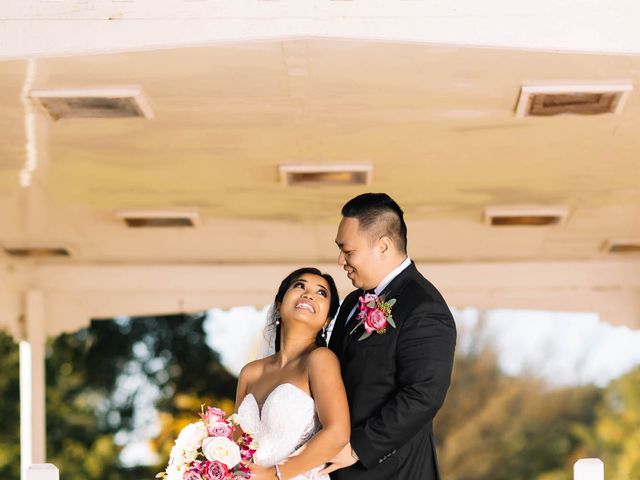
top-left (278, 347), bottom-right (350, 479)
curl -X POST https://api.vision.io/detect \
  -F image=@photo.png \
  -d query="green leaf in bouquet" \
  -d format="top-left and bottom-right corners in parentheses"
top-left (387, 316), bottom-right (396, 328)
top-left (358, 331), bottom-right (373, 341)
top-left (387, 298), bottom-right (396, 306)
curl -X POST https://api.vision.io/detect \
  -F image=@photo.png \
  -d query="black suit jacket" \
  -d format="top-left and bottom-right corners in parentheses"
top-left (328, 262), bottom-right (456, 480)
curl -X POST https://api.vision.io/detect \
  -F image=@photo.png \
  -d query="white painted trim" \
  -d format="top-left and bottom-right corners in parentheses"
top-left (3, 1), bottom-right (640, 58)
top-left (19, 60), bottom-right (38, 188)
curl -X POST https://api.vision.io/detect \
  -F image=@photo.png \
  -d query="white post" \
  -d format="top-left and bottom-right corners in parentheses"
top-left (20, 290), bottom-right (47, 480)
top-left (27, 464), bottom-right (58, 480)
top-left (574, 458), bottom-right (604, 480)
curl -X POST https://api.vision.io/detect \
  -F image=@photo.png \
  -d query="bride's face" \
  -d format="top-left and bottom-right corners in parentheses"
top-left (280, 273), bottom-right (332, 332)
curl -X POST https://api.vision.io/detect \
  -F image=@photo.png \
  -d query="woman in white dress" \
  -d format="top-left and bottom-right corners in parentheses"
top-left (235, 267), bottom-right (350, 480)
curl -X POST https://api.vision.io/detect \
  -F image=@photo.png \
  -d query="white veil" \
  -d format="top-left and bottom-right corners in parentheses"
top-left (256, 303), bottom-right (278, 359)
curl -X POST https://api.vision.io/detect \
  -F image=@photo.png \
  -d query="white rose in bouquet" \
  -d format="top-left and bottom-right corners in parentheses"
top-left (165, 464), bottom-right (186, 480)
top-left (175, 421), bottom-right (208, 451)
top-left (202, 436), bottom-right (242, 469)
top-left (168, 421), bottom-right (207, 471)
top-left (169, 445), bottom-right (185, 466)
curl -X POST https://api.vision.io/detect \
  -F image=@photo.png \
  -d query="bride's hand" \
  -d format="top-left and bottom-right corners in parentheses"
top-left (248, 463), bottom-right (277, 480)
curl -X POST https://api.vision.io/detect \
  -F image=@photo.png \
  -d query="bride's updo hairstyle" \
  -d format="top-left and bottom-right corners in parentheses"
top-left (269, 267), bottom-right (340, 353)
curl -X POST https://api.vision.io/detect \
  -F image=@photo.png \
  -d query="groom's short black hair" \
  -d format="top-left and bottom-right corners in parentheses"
top-left (341, 193), bottom-right (408, 254)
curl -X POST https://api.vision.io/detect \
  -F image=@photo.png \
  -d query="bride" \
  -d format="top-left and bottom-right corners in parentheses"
top-left (235, 267), bottom-right (350, 480)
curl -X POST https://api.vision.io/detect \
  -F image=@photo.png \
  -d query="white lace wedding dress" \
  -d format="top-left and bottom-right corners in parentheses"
top-left (237, 383), bottom-right (329, 480)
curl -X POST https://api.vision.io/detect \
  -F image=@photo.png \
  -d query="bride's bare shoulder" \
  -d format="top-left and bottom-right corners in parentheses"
top-left (307, 346), bottom-right (340, 369)
top-left (239, 357), bottom-right (269, 383)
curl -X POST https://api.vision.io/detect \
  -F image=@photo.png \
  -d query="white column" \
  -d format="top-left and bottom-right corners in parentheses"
top-left (27, 464), bottom-right (58, 480)
top-left (574, 459), bottom-right (604, 480)
top-left (20, 290), bottom-right (47, 480)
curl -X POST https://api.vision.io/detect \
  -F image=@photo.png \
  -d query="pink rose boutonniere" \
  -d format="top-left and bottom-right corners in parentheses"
top-left (351, 293), bottom-right (397, 341)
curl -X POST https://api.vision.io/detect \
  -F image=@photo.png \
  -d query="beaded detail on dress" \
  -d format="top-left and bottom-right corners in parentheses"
top-left (237, 383), bottom-right (329, 480)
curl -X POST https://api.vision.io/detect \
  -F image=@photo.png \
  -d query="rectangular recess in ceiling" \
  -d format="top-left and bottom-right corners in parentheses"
top-left (3, 246), bottom-right (71, 257)
top-left (116, 209), bottom-right (200, 228)
top-left (279, 163), bottom-right (372, 187)
top-left (604, 239), bottom-right (640, 254)
top-left (484, 205), bottom-right (569, 226)
top-left (30, 87), bottom-right (154, 121)
top-left (515, 83), bottom-right (632, 117)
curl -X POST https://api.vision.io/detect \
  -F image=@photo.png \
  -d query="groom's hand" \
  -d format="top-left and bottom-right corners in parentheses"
top-left (319, 442), bottom-right (358, 474)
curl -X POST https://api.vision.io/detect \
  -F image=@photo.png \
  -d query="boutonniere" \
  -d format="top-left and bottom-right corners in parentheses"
top-left (350, 292), bottom-right (397, 341)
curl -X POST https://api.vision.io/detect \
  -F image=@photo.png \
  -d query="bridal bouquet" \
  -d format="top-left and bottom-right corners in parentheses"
top-left (157, 405), bottom-right (257, 480)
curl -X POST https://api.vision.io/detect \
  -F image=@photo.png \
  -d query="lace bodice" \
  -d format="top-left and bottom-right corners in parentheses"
top-left (237, 383), bottom-right (329, 480)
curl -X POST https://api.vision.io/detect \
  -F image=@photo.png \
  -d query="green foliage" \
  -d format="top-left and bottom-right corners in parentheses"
top-left (0, 313), bottom-right (237, 480)
top-left (593, 367), bottom-right (640, 480)
top-left (0, 332), bottom-right (20, 480)
top-left (435, 346), bottom-right (601, 480)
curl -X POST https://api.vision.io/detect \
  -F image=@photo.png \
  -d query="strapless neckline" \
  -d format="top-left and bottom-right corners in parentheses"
top-left (244, 383), bottom-right (313, 418)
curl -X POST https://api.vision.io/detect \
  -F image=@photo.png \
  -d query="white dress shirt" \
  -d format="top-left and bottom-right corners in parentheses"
top-left (373, 256), bottom-right (412, 296)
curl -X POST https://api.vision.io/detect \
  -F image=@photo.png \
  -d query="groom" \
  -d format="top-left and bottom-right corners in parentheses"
top-left (323, 193), bottom-right (456, 480)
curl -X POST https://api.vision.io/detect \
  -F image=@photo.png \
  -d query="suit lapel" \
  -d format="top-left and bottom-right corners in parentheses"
top-left (343, 296), bottom-right (363, 333)
top-left (328, 290), bottom-right (362, 357)
top-left (377, 262), bottom-right (416, 303)
top-left (341, 305), bottom-right (365, 354)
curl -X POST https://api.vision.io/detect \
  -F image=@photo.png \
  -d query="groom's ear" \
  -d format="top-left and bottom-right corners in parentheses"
top-left (378, 235), bottom-right (393, 256)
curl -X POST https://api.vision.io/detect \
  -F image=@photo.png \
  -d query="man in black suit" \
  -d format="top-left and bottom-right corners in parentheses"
top-left (322, 193), bottom-right (456, 480)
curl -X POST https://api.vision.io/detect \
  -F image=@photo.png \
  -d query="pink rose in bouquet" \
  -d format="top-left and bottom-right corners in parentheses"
top-left (201, 407), bottom-right (226, 424)
top-left (207, 420), bottom-right (234, 439)
top-left (203, 460), bottom-right (229, 480)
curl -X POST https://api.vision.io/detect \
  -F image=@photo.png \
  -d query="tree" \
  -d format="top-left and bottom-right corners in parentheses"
top-left (436, 343), bottom-right (601, 480)
top-left (0, 312), bottom-right (238, 480)
top-left (0, 331), bottom-right (20, 480)
top-left (589, 366), bottom-right (640, 480)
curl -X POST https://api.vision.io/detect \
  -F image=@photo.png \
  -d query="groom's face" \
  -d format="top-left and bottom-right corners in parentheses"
top-left (335, 216), bottom-right (384, 290)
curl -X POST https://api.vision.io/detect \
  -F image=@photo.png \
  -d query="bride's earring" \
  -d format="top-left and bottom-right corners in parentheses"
top-left (275, 310), bottom-right (281, 326)
top-left (321, 326), bottom-right (327, 339)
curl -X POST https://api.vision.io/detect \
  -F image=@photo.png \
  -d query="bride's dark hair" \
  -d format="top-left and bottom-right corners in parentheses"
top-left (268, 267), bottom-right (340, 353)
